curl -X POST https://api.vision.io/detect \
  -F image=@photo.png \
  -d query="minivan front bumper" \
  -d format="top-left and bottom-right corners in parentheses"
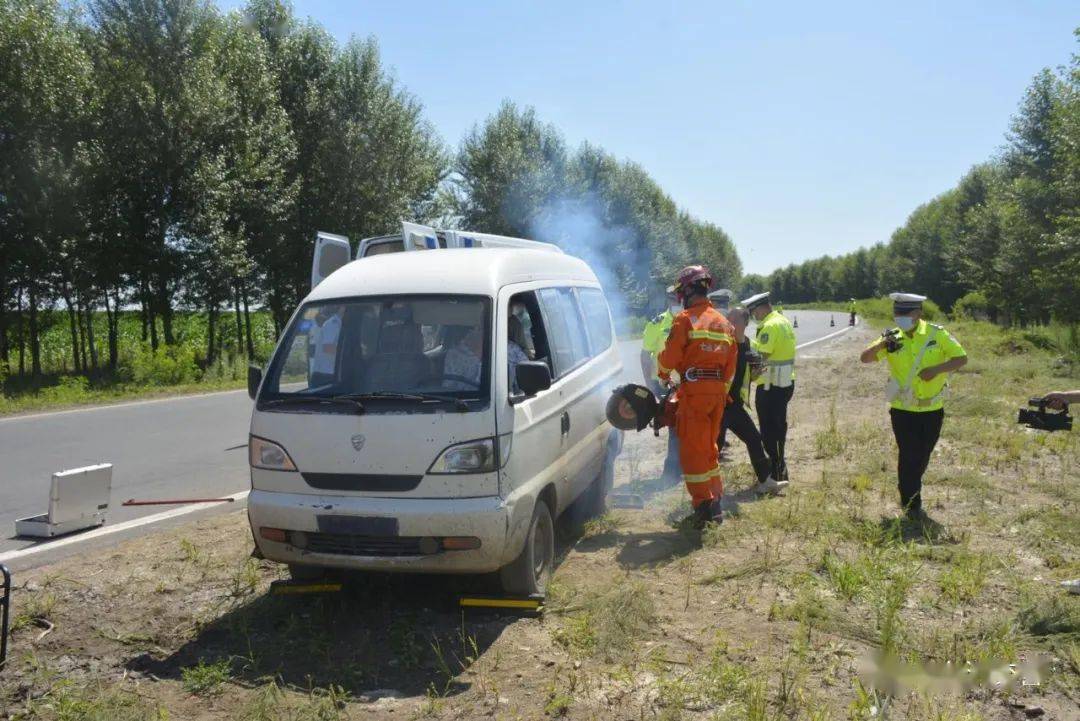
top-left (248, 489), bottom-right (513, 573)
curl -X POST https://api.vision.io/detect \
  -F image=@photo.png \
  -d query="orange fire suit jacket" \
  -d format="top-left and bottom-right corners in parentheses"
top-left (656, 298), bottom-right (738, 395)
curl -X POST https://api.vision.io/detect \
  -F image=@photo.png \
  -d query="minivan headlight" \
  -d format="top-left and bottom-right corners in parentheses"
top-left (429, 435), bottom-right (511, 474)
top-left (249, 435), bottom-right (297, 471)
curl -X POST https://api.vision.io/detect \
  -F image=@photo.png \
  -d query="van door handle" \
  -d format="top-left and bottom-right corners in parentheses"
top-left (561, 411), bottom-right (570, 436)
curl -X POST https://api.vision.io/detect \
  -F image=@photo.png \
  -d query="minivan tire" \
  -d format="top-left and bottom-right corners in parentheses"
top-left (499, 498), bottom-right (554, 595)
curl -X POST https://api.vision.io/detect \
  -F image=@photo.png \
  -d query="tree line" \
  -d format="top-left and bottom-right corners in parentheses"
top-left (1, 0), bottom-right (740, 383)
top-left (741, 30), bottom-right (1080, 327)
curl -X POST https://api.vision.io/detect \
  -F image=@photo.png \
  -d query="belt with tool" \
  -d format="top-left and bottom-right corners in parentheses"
top-left (683, 367), bottom-right (726, 382)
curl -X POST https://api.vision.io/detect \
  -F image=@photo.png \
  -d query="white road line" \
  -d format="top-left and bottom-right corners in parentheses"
top-left (0, 388), bottom-right (248, 423)
top-left (0, 490), bottom-right (250, 564)
top-left (795, 317), bottom-right (857, 350)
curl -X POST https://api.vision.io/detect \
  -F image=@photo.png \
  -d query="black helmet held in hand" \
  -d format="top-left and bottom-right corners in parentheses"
top-left (605, 384), bottom-right (659, 431)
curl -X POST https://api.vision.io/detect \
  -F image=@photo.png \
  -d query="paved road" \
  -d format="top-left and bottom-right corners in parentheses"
top-left (0, 309), bottom-right (851, 563)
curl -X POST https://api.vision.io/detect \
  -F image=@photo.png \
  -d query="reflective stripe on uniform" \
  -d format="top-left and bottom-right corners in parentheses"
top-left (688, 330), bottom-right (734, 343)
top-left (764, 364), bottom-right (795, 388)
top-left (683, 466), bottom-right (721, 483)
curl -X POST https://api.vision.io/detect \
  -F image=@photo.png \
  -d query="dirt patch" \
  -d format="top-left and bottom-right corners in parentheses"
top-left (2, 327), bottom-right (1078, 720)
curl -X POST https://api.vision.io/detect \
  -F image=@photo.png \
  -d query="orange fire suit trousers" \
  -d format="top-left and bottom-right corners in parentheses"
top-left (676, 393), bottom-right (726, 505)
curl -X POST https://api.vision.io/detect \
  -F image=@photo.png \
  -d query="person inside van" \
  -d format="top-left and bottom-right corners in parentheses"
top-left (510, 302), bottom-right (536, 359)
top-left (443, 326), bottom-right (483, 390)
top-left (310, 304), bottom-right (342, 387)
top-left (508, 315), bottom-right (529, 392)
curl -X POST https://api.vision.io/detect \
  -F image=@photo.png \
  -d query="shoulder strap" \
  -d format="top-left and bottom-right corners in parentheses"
top-left (902, 326), bottom-right (939, 392)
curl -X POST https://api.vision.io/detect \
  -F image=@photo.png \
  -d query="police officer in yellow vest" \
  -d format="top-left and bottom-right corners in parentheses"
top-left (642, 286), bottom-right (679, 393)
top-left (742, 292), bottom-right (796, 482)
top-left (723, 307), bottom-right (786, 494)
top-left (860, 293), bottom-right (968, 521)
top-left (641, 286), bottom-right (681, 482)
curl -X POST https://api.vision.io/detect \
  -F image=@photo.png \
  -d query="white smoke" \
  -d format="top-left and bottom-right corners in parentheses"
top-left (527, 193), bottom-right (658, 325)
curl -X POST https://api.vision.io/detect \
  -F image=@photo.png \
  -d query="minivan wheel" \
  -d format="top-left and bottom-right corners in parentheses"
top-left (499, 499), bottom-right (554, 595)
top-left (288, 563), bottom-right (326, 582)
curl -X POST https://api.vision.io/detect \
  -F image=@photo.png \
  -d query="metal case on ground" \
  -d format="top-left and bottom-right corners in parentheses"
top-left (14, 463), bottom-right (112, 538)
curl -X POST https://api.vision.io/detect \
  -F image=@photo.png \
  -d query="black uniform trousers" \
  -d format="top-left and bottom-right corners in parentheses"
top-left (755, 384), bottom-right (794, 480)
top-left (888, 407), bottom-right (944, 515)
top-left (719, 401), bottom-right (771, 483)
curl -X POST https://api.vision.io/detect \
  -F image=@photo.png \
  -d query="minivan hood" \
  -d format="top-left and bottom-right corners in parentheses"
top-left (250, 408), bottom-right (499, 499)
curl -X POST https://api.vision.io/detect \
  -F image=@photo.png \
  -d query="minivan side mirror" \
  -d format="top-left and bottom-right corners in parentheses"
top-left (247, 364), bottom-right (263, 400)
top-left (516, 361), bottom-right (552, 397)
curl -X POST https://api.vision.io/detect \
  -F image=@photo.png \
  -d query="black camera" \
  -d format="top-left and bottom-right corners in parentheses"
top-left (881, 328), bottom-right (903, 353)
top-left (1017, 397), bottom-right (1072, 432)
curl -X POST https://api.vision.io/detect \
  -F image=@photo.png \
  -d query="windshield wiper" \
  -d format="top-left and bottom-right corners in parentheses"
top-left (348, 391), bottom-right (470, 412)
top-left (262, 395), bottom-right (365, 413)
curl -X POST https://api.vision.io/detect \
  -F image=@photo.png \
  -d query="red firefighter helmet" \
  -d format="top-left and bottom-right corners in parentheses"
top-left (674, 265), bottom-right (713, 299)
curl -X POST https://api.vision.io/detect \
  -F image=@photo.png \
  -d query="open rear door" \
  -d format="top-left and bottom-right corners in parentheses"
top-left (311, 231), bottom-right (351, 290)
top-left (401, 221), bottom-right (442, 251)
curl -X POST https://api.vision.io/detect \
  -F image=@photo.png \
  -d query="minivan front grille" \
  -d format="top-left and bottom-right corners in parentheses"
top-left (291, 531), bottom-right (434, 557)
top-left (300, 473), bottom-right (423, 492)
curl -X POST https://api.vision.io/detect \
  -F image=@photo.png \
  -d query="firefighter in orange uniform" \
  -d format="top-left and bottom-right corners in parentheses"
top-left (657, 265), bottom-right (738, 526)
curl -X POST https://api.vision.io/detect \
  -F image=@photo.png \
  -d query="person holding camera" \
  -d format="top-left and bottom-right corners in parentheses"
top-left (859, 293), bottom-right (968, 521)
top-left (1044, 391), bottom-right (1080, 409)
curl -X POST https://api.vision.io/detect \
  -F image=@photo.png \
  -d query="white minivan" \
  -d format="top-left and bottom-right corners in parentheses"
top-left (246, 228), bottom-right (623, 593)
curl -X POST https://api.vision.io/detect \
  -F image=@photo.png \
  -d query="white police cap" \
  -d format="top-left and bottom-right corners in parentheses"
top-left (740, 291), bottom-right (771, 310)
top-left (889, 292), bottom-right (926, 311)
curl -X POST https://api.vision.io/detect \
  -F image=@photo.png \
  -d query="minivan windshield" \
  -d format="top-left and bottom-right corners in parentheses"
top-left (260, 295), bottom-right (491, 412)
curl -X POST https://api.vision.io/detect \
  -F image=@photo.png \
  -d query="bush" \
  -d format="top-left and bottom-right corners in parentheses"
top-left (126, 343), bottom-right (200, 386)
top-left (953, 291), bottom-right (992, 321)
top-left (38, 375), bottom-right (91, 403)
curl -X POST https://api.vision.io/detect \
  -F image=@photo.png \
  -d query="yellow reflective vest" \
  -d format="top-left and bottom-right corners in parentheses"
top-left (751, 310), bottom-right (796, 388)
top-left (869, 319), bottom-right (966, 412)
top-left (642, 310), bottom-right (674, 358)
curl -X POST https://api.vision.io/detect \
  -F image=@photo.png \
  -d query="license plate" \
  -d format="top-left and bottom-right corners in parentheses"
top-left (316, 515), bottom-right (399, 535)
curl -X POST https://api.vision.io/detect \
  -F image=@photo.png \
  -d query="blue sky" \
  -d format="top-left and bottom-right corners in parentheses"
top-left (223, 1), bottom-right (1078, 275)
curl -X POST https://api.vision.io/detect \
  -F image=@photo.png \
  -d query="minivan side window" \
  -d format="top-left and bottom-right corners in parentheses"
top-left (538, 287), bottom-right (590, 377)
top-left (577, 288), bottom-right (613, 356)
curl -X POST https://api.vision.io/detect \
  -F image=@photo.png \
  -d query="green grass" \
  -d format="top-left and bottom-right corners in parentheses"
top-left (1018, 595), bottom-right (1080, 639)
top-left (180, 658), bottom-right (233, 696)
top-left (21, 680), bottom-right (165, 721)
top-left (11, 591), bottom-right (59, 633)
top-left (937, 551), bottom-right (991, 605)
top-left (819, 549), bottom-right (872, 601)
top-left (812, 402), bottom-right (845, 459)
top-left (551, 578), bottom-right (656, 662)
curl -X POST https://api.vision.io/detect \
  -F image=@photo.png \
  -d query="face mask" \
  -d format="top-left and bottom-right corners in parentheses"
top-left (895, 316), bottom-right (916, 331)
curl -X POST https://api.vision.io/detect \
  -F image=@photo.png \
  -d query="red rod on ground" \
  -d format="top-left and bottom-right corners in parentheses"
top-left (122, 498), bottom-right (235, 506)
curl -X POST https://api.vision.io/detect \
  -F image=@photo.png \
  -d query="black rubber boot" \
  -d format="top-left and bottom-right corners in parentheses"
top-left (708, 498), bottom-right (724, 525)
top-left (693, 501), bottom-right (712, 529)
